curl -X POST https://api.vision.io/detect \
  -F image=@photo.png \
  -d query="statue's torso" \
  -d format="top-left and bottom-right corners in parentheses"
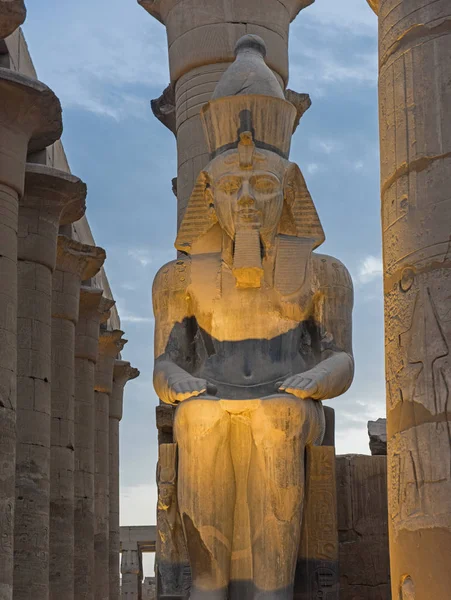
top-left (185, 253), bottom-right (319, 399)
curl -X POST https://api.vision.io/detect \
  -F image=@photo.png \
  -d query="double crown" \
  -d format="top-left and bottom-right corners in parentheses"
top-left (200, 35), bottom-right (298, 160)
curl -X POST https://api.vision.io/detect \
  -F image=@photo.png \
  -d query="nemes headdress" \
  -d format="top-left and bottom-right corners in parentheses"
top-left (176, 34), bottom-right (325, 256)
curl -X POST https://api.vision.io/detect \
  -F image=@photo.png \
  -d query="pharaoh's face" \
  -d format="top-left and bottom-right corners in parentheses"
top-left (207, 149), bottom-right (286, 243)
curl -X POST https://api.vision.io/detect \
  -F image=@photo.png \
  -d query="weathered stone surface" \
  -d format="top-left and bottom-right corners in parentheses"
top-left (366, 0), bottom-right (379, 13)
top-left (110, 361), bottom-right (139, 600)
top-left (368, 418), bottom-right (387, 456)
top-left (152, 41), bottom-right (354, 599)
top-left (74, 289), bottom-right (113, 600)
top-left (94, 331), bottom-right (127, 600)
top-left (0, 71), bottom-right (61, 600)
top-left (50, 237), bottom-right (105, 600)
top-left (151, 84), bottom-right (176, 135)
top-left (336, 455), bottom-right (390, 599)
top-left (0, 0), bottom-right (26, 40)
top-left (14, 166), bottom-right (86, 600)
top-left (295, 446), bottom-right (339, 599)
top-left (376, 0), bottom-right (451, 596)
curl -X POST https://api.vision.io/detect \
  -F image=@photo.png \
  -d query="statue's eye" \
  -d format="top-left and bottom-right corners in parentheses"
top-left (218, 178), bottom-right (241, 194)
top-left (253, 177), bottom-right (278, 194)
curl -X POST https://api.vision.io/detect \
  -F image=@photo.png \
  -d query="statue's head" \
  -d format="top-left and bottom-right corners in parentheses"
top-left (175, 34), bottom-right (325, 289)
top-left (205, 134), bottom-right (287, 247)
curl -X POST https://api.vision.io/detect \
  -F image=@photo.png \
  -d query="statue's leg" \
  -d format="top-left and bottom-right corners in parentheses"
top-left (174, 399), bottom-right (235, 600)
top-left (248, 396), bottom-right (324, 600)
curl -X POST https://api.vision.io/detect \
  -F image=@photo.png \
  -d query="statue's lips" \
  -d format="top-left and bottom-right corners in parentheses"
top-left (235, 208), bottom-right (260, 221)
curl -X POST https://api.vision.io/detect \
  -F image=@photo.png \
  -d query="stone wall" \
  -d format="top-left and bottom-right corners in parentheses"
top-left (337, 455), bottom-right (390, 599)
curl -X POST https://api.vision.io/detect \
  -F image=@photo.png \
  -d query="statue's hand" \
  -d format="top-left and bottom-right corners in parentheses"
top-left (278, 368), bottom-right (325, 400)
top-left (167, 373), bottom-right (210, 403)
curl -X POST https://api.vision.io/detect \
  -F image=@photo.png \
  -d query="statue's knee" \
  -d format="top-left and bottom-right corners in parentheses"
top-left (175, 399), bottom-right (227, 440)
top-left (251, 396), bottom-right (310, 443)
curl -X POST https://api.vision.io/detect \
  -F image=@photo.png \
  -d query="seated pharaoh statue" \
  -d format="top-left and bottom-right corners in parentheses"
top-left (153, 35), bottom-right (354, 600)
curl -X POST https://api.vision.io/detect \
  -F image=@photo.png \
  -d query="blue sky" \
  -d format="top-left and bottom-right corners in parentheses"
top-left (23, 0), bottom-right (382, 570)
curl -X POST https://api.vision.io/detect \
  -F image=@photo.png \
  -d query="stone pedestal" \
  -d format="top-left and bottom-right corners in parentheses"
top-left (0, 67), bottom-right (61, 600)
top-left (0, 0), bottom-right (26, 39)
top-left (370, 0), bottom-right (451, 596)
top-left (138, 0), bottom-right (313, 225)
top-left (50, 236), bottom-right (105, 600)
top-left (94, 331), bottom-right (127, 600)
top-left (14, 166), bottom-right (86, 600)
top-left (74, 288), bottom-right (114, 600)
top-left (110, 362), bottom-right (139, 600)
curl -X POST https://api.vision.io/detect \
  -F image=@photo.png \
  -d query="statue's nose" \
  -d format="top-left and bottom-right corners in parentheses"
top-left (237, 183), bottom-right (255, 207)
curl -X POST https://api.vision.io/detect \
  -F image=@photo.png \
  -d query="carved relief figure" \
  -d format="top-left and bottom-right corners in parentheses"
top-left (152, 36), bottom-right (354, 600)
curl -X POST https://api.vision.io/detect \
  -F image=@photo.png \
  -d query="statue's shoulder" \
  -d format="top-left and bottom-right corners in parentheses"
top-left (311, 252), bottom-right (353, 291)
top-left (152, 256), bottom-right (192, 297)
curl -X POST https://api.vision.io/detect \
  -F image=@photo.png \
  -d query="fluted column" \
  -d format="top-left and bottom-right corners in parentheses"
top-left (0, 0), bottom-right (26, 39)
top-left (110, 362), bottom-right (139, 600)
top-left (94, 331), bottom-right (127, 600)
top-left (50, 237), bottom-right (106, 600)
top-left (138, 0), bottom-right (312, 224)
top-left (367, 0), bottom-right (451, 597)
top-left (0, 67), bottom-right (61, 600)
top-left (14, 166), bottom-right (86, 600)
top-left (74, 289), bottom-right (114, 600)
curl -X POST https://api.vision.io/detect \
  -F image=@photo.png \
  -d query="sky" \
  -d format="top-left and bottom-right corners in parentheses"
top-left (23, 0), bottom-right (382, 577)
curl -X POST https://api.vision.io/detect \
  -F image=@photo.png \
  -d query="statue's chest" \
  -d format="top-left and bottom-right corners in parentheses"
top-left (189, 261), bottom-right (314, 342)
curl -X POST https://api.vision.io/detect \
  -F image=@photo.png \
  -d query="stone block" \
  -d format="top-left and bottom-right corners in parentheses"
top-left (336, 455), bottom-right (390, 598)
top-left (368, 419), bottom-right (387, 456)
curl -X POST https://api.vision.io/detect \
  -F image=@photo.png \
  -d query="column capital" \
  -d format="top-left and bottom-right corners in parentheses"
top-left (0, 68), bottom-right (62, 194)
top-left (366, 0), bottom-right (378, 14)
top-left (19, 165), bottom-right (87, 268)
top-left (139, 0), bottom-right (314, 24)
top-left (95, 330), bottom-right (128, 393)
top-left (0, 0), bottom-right (26, 40)
top-left (78, 287), bottom-right (115, 322)
top-left (75, 288), bottom-right (116, 362)
top-left (110, 361), bottom-right (140, 421)
top-left (55, 235), bottom-right (106, 280)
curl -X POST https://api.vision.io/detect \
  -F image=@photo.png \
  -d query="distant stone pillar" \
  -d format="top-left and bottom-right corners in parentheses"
top-left (50, 236), bottom-right (106, 600)
top-left (14, 166), bottom-right (86, 600)
top-left (74, 289), bottom-right (114, 600)
top-left (95, 331), bottom-right (127, 600)
top-left (138, 0), bottom-right (313, 224)
top-left (0, 0), bottom-right (26, 38)
top-left (368, 0), bottom-right (451, 597)
top-left (110, 362), bottom-right (139, 600)
top-left (121, 545), bottom-right (143, 600)
top-left (0, 69), bottom-right (61, 600)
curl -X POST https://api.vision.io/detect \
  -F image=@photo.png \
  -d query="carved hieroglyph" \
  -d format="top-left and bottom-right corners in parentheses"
top-left (153, 36), bottom-right (354, 600)
top-left (369, 0), bottom-right (451, 597)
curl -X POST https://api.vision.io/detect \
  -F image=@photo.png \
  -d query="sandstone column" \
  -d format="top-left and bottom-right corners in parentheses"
top-left (120, 545), bottom-right (143, 600)
top-left (94, 331), bottom-right (127, 600)
top-left (0, 68), bottom-right (61, 600)
top-left (138, 0), bottom-right (313, 224)
top-left (367, 0), bottom-right (451, 597)
top-left (14, 166), bottom-right (86, 600)
top-left (0, 0), bottom-right (26, 39)
top-left (110, 362), bottom-right (139, 600)
top-left (74, 289), bottom-right (114, 600)
top-left (50, 236), bottom-right (106, 600)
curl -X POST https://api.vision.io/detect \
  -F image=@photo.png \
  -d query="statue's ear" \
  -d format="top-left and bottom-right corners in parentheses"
top-left (175, 171), bottom-right (218, 253)
top-left (282, 162), bottom-right (325, 248)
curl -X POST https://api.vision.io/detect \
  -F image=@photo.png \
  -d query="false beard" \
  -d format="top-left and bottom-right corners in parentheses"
top-left (232, 227), bottom-right (264, 289)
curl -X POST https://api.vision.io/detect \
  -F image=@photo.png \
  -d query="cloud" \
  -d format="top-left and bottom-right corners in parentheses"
top-left (358, 255), bottom-right (383, 284)
top-left (128, 248), bottom-right (153, 268)
top-left (307, 163), bottom-right (320, 174)
top-left (23, 0), bottom-right (169, 120)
